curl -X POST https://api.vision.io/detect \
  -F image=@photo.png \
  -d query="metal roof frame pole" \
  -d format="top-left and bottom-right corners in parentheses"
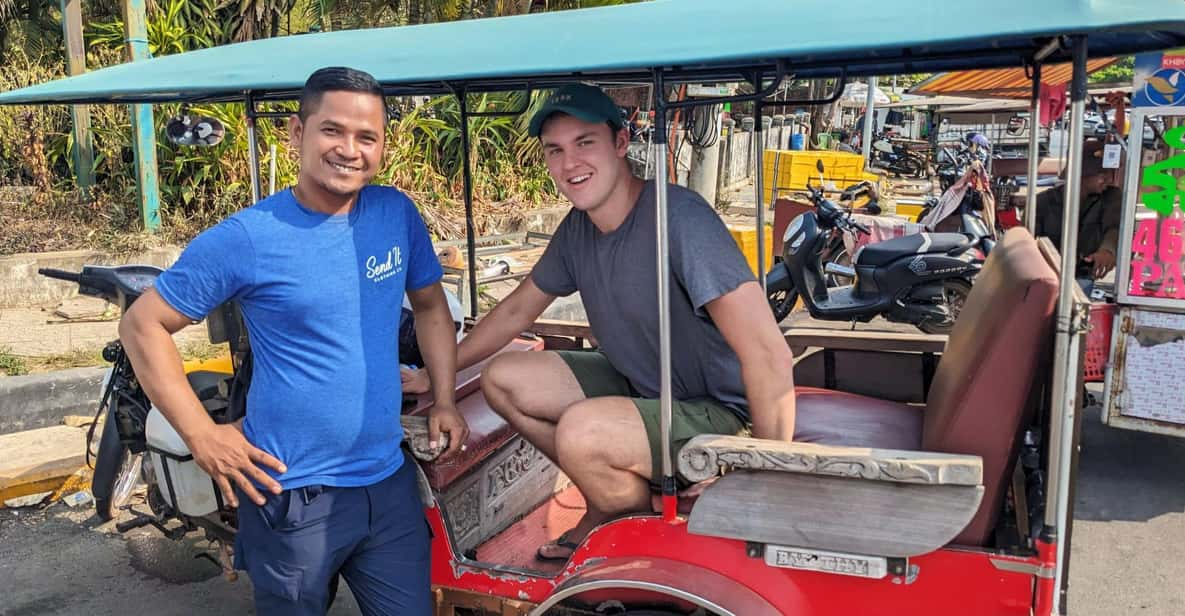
top-left (245, 92), bottom-right (262, 204)
top-left (121, 0), bottom-right (160, 230)
top-left (458, 87), bottom-right (480, 319)
top-left (753, 85), bottom-right (767, 291)
top-left (1044, 34), bottom-right (1089, 616)
top-left (861, 76), bottom-right (877, 166)
top-left (1026, 61), bottom-right (1043, 234)
top-left (650, 69), bottom-right (677, 522)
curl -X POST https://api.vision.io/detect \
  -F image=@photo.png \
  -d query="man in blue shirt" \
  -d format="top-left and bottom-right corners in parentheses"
top-left (119, 67), bottom-right (468, 615)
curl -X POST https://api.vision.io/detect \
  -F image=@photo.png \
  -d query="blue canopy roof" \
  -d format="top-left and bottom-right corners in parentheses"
top-left (2, 0), bottom-right (1185, 105)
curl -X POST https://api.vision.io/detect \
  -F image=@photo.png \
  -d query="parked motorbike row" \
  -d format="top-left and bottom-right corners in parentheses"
top-left (765, 160), bottom-right (996, 334)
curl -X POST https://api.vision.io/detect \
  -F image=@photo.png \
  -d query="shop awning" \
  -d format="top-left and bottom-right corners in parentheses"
top-left (909, 59), bottom-right (1120, 99)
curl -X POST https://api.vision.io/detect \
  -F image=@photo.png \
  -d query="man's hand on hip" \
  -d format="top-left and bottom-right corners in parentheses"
top-left (188, 423), bottom-right (287, 507)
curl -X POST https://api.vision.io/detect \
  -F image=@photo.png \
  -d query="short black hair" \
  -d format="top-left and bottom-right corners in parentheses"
top-left (298, 67), bottom-right (385, 122)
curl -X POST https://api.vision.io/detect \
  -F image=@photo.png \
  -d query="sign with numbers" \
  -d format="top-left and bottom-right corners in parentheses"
top-left (1118, 107), bottom-right (1185, 311)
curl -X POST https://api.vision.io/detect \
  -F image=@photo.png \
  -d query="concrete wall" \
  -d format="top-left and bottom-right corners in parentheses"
top-left (0, 367), bottom-right (104, 435)
top-left (0, 247), bottom-right (182, 309)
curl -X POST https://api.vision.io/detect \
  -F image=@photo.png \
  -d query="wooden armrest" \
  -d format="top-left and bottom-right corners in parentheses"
top-left (529, 319), bottom-right (597, 345)
top-left (784, 327), bottom-right (947, 356)
top-left (402, 414), bottom-right (447, 462)
top-left (678, 434), bottom-right (982, 486)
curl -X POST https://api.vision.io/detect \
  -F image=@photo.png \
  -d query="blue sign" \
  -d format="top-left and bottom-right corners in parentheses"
top-left (1133, 51), bottom-right (1185, 108)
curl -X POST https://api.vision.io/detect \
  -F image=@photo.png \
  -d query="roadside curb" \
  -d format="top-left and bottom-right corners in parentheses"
top-left (0, 424), bottom-right (89, 506)
top-left (0, 367), bottom-right (105, 436)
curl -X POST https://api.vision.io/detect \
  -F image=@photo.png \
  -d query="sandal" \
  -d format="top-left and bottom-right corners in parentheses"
top-left (535, 531), bottom-right (580, 562)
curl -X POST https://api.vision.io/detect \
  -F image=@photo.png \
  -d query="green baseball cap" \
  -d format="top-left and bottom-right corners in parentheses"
top-left (528, 83), bottom-right (624, 137)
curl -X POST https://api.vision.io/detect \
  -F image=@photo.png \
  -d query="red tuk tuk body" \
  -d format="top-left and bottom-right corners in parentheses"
top-left (5, 2), bottom-right (1185, 615)
top-left (425, 509), bottom-right (1047, 615)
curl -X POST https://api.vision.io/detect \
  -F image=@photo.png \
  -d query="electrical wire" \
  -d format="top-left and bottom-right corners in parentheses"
top-left (685, 103), bottom-right (720, 149)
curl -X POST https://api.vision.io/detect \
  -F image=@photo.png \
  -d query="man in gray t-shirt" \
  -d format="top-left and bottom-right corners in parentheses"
top-left (403, 83), bottom-right (796, 562)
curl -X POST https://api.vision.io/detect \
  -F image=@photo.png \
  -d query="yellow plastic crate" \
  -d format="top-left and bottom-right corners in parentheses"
top-left (761, 150), bottom-right (872, 203)
top-left (727, 224), bottom-right (774, 277)
top-left (894, 202), bottom-right (926, 222)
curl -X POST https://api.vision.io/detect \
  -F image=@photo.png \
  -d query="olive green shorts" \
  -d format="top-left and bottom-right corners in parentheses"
top-left (555, 350), bottom-right (749, 486)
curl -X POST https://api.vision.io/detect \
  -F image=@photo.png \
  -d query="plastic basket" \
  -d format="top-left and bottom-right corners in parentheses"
top-left (1084, 303), bottom-right (1116, 382)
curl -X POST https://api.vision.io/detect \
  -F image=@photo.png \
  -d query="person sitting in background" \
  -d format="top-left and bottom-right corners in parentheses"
top-left (836, 130), bottom-right (857, 153)
top-left (1032, 140), bottom-right (1121, 293)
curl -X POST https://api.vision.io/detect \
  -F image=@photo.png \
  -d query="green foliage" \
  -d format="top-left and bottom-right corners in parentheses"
top-left (0, 0), bottom-right (601, 253)
top-left (87, 0), bottom-right (235, 56)
top-left (0, 346), bottom-right (29, 376)
top-left (1089, 56), bottom-right (1135, 84)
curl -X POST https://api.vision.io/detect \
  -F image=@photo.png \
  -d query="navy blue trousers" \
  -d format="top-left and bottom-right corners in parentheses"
top-left (235, 461), bottom-right (431, 615)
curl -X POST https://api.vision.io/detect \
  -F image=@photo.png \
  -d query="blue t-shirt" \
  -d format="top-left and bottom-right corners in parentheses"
top-left (155, 186), bottom-right (443, 490)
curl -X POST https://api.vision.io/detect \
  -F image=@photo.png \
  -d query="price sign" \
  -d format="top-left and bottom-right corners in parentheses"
top-left (1128, 216), bottom-right (1185, 298)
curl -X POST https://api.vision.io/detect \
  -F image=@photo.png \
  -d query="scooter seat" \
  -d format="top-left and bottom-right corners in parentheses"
top-left (855, 233), bottom-right (970, 267)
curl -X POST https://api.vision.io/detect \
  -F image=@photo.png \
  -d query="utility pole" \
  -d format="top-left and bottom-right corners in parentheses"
top-left (122, 0), bottom-right (162, 230)
top-left (861, 76), bottom-right (878, 166)
top-left (60, 0), bottom-right (94, 194)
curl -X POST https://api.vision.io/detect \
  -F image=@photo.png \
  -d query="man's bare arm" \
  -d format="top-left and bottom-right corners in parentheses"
top-left (119, 289), bottom-right (284, 506)
top-left (459, 278), bottom-right (556, 369)
top-left (403, 278), bottom-right (554, 394)
top-left (704, 282), bottom-right (797, 441)
top-left (406, 282), bottom-right (468, 457)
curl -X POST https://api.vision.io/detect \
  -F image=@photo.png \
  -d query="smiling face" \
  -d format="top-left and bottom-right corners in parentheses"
top-left (539, 113), bottom-right (630, 214)
top-left (289, 89), bottom-right (386, 201)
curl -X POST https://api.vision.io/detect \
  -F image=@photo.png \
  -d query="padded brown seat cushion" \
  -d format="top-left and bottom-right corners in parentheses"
top-left (787, 229), bottom-right (1057, 547)
top-left (406, 338), bottom-right (542, 491)
top-left (793, 387), bottom-right (922, 450)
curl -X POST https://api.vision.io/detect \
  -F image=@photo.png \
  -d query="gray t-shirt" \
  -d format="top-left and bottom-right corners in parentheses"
top-left (531, 181), bottom-right (755, 420)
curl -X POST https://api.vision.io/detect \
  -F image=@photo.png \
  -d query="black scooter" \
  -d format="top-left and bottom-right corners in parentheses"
top-left (766, 162), bottom-right (994, 334)
top-left (870, 136), bottom-right (926, 178)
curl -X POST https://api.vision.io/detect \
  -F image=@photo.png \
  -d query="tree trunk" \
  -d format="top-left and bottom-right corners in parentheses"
top-left (809, 78), bottom-right (835, 149)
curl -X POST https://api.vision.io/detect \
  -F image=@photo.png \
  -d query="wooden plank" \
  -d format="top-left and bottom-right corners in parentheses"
top-left (0, 426), bottom-right (86, 503)
top-left (528, 319), bottom-right (596, 345)
top-left (688, 471), bottom-right (984, 557)
top-left (678, 434), bottom-right (982, 485)
top-left (784, 327), bottom-right (947, 356)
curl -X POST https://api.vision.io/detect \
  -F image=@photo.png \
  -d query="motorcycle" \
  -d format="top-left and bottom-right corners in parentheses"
top-left (935, 144), bottom-right (974, 192)
top-left (870, 135), bottom-right (927, 178)
top-left (38, 265), bottom-right (465, 558)
top-left (38, 266), bottom-right (245, 552)
top-left (765, 161), bottom-right (994, 334)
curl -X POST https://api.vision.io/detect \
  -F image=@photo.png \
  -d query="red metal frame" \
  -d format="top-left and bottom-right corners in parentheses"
top-left (427, 503), bottom-right (1043, 615)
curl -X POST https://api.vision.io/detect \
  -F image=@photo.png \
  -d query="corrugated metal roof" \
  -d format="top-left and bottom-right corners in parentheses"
top-left (909, 59), bottom-right (1119, 99)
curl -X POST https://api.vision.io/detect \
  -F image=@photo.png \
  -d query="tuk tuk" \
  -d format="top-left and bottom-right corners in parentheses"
top-left (4, 1), bottom-right (1185, 614)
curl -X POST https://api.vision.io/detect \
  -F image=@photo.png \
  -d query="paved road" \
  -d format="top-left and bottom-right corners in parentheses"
top-left (0, 504), bottom-right (359, 616)
top-left (2, 396), bottom-right (1182, 615)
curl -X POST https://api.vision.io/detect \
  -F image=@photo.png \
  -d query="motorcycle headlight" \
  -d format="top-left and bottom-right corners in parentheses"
top-left (783, 217), bottom-right (803, 243)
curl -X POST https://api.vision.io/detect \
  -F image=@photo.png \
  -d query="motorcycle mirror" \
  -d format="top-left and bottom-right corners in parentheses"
top-left (165, 111), bottom-right (226, 147)
top-left (816, 160), bottom-right (825, 174)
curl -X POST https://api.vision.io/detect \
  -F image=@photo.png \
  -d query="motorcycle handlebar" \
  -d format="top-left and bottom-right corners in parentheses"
top-left (38, 268), bottom-right (82, 284)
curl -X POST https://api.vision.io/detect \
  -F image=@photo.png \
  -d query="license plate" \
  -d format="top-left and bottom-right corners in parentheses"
top-left (764, 544), bottom-right (888, 579)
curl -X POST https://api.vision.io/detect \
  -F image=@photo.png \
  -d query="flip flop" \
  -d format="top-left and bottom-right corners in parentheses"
top-left (535, 531), bottom-right (580, 562)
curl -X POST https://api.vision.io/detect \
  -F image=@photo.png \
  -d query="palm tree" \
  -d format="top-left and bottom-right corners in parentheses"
top-left (225, 0), bottom-right (298, 41)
